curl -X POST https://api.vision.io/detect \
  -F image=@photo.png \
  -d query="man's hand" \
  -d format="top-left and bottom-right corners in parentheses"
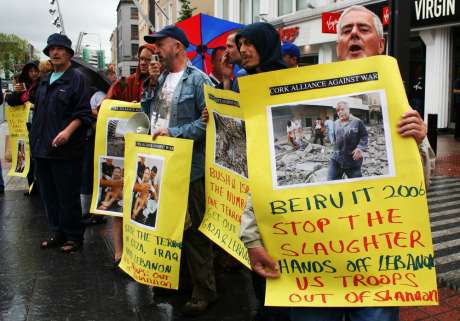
top-left (397, 109), bottom-right (427, 145)
top-left (52, 129), bottom-right (71, 147)
top-left (148, 61), bottom-right (161, 86)
top-left (352, 148), bottom-right (363, 160)
top-left (248, 246), bottom-right (280, 279)
top-left (202, 108), bottom-right (209, 123)
top-left (152, 127), bottom-right (169, 139)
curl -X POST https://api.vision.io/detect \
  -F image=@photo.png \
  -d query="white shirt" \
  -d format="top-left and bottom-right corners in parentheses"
top-left (151, 70), bottom-right (184, 130)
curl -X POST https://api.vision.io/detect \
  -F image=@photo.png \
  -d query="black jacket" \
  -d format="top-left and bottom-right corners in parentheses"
top-left (30, 67), bottom-right (92, 160)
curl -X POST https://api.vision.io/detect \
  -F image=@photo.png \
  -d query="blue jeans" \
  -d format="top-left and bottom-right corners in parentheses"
top-left (327, 159), bottom-right (362, 180)
top-left (291, 307), bottom-right (400, 321)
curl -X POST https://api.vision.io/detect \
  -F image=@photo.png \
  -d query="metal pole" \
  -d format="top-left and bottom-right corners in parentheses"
top-left (388, 0), bottom-right (410, 92)
top-left (55, 0), bottom-right (66, 34)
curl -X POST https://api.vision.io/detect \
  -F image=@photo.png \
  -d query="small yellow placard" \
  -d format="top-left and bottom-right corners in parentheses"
top-left (119, 133), bottom-right (193, 289)
top-left (5, 103), bottom-right (31, 177)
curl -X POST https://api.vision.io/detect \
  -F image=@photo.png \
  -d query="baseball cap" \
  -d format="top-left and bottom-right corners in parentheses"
top-left (144, 25), bottom-right (190, 48)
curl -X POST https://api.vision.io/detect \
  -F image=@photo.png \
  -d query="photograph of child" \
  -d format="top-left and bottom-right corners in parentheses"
top-left (15, 139), bottom-right (26, 173)
top-left (131, 155), bottom-right (163, 230)
top-left (97, 157), bottom-right (124, 213)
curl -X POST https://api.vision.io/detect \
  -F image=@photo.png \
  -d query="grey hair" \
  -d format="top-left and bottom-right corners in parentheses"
top-left (336, 101), bottom-right (350, 111)
top-left (336, 5), bottom-right (384, 38)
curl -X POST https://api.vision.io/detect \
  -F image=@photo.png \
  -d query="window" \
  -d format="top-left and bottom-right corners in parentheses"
top-left (222, 0), bottom-right (229, 20)
top-left (240, 0), bottom-right (260, 24)
top-left (131, 7), bottom-right (139, 20)
top-left (130, 66), bottom-right (137, 75)
top-left (131, 24), bottom-right (138, 40)
top-left (278, 0), bottom-right (293, 16)
top-left (131, 43), bottom-right (139, 58)
top-left (296, 0), bottom-right (309, 11)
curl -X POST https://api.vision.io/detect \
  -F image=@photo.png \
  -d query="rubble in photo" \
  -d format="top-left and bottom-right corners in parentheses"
top-left (275, 124), bottom-right (389, 186)
top-left (214, 112), bottom-right (248, 178)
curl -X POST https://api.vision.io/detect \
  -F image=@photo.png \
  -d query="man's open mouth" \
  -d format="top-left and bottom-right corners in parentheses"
top-left (349, 44), bottom-right (363, 53)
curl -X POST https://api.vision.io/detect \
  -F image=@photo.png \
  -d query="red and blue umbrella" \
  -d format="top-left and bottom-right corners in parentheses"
top-left (176, 13), bottom-right (243, 75)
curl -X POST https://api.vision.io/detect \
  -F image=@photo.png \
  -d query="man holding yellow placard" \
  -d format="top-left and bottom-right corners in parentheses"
top-left (239, 6), bottom-right (435, 321)
top-left (142, 25), bottom-right (217, 316)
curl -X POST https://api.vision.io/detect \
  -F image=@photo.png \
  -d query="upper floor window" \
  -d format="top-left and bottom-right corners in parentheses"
top-left (131, 24), bottom-right (139, 40)
top-left (131, 7), bottom-right (139, 20)
top-left (240, 0), bottom-right (260, 24)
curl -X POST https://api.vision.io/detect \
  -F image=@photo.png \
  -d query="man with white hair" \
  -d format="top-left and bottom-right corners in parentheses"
top-left (328, 101), bottom-right (368, 180)
top-left (243, 5), bottom-right (435, 321)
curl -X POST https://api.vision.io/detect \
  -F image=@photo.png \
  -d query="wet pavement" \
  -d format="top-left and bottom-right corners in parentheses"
top-left (1, 123), bottom-right (460, 321)
top-left (0, 191), bottom-right (258, 321)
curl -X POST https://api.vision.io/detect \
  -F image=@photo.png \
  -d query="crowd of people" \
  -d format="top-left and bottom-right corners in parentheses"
top-left (0, 5), bottom-right (436, 321)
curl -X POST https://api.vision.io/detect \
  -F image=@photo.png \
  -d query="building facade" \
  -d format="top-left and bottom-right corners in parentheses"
top-left (138, 0), bottom-right (214, 45)
top-left (215, 0), bottom-right (460, 129)
top-left (110, 29), bottom-right (117, 67)
top-left (116, 0), bottom-right (140, 77)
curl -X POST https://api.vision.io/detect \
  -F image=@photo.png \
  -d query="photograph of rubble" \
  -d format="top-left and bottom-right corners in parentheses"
top-left (106, 118), bottom-right (129, 157)
top-left (268, 90), bottom-right (395, 188)
top-left (213, 111), bottom-right (248, 178)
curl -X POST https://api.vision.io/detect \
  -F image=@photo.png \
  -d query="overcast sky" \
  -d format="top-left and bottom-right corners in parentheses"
top-left (0, 0), bottom-right (118, 61)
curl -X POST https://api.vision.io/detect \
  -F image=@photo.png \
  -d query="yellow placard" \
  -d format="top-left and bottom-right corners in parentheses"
top-left (199, 86), bottom-right (251, 268)
top-left (239, 56), bottom-right (437, 307)
top-left (119, 133), bottom-right (193, 289)
top-left (5, 103), bottom-right (31, 177)
top-left (90, 99), bottom-right (141, 217)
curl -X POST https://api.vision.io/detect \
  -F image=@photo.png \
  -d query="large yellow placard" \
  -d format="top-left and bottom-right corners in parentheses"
top-left (90, 99), bottom-right (141, 217)
top-left (199, 86), bottom-right (250, 268)
top-left (5, 103), bottom-right (31, 177)
top-left (119, 133), bottom-right (193, 289)
top-left (239, 56), bottom-right (437, 307)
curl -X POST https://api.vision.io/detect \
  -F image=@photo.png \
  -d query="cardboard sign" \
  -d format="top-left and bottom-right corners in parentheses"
top-left (5, 103), bottom-right (31, 177)
top-left (119, 133), bottom-right (193, 289)
top-left (200, 86), bottom-right (251, 268)
top-left (239, 56), bottom-right (437, 307)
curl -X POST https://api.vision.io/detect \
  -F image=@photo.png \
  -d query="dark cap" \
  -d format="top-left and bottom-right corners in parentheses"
top-left (144, 25), bottom-right (190, 48)
top-left (281, 42), bottom-right (300, 59)
top-left (43, 33), bottom-right (74, 57)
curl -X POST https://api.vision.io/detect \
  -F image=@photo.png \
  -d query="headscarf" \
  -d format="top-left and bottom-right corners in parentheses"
top-left (235, 22), bottom-right (286, 74)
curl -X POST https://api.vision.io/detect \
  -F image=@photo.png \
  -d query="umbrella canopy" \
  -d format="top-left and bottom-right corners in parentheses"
top-left (71, 57), bottom-right (111, 92)
top-left (176, 13), bottom-right (243, 74)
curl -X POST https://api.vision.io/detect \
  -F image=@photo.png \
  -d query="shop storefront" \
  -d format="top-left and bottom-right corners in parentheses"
top-left (270, 0), bottom-right (460, 128)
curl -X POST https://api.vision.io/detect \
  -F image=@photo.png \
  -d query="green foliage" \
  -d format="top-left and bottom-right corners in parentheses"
top-left (178, 0), bottom-right (196, 22)
top-left (0, 33), bottom-right (37, 79)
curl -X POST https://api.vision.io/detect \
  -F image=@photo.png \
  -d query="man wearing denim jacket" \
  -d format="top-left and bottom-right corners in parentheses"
top-left (141, 25), bottom-right (216, 316)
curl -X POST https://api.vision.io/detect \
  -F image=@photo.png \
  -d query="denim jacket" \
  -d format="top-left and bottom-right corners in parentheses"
top-left (141, 63), bottom-right (213, 182)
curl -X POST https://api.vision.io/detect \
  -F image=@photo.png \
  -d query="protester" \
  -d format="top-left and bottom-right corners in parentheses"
top-left (221, 30), bottom-right (246, 91)
top-left (327, 102), bottom-right (368, 180)
top-left (237, 6), bottom-right (434, 321)
top-left (142, 25), bottom-right (217, 316)
top-left (281, 42), bottom-right (300, 68)
top-left (5, 61), bottom-right (41, 195)
top-left (105, 43), bottom-right (156, 267)
top-left (209, 46), bottom-right (230, 87)
top-left (105, 68), bottom-right (117, 83)
top-left (81, 90), bottom-right (106, 225)
top-left (30, 33), bottom-right (92, 253)
top-left (230, 22), bottom-right (290, 321)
